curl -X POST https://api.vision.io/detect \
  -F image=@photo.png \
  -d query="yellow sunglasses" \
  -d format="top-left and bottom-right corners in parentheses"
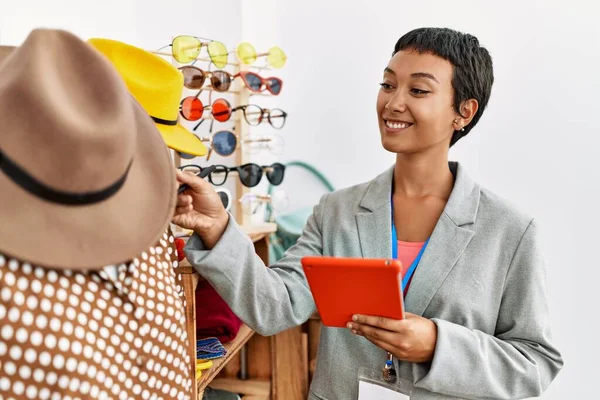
top-left (170, 35), bottom-right (229, 67)
top-left (236, 42), bottom-right (287, 68)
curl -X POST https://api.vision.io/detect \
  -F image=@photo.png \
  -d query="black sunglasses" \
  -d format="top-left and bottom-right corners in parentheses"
top-left (179, 163), bottom-right (285, 188)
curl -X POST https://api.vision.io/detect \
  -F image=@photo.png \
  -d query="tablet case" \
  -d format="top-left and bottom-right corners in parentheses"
top-left (301, 257), bottom-right (405, 327)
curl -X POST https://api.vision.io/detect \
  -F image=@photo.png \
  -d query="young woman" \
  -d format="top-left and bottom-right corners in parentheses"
top-left (173, 28), bottom-right (563, 400)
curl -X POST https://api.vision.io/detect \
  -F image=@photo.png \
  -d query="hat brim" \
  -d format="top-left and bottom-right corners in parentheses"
top-left (0, 101), bottom-right (177, 270)
top-left (0, 46), bottom-right (15, 65)
top-left (157, 122), bottom-right (208, 157)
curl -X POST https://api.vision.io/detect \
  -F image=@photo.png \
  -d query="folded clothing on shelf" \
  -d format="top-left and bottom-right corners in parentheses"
top-left (196, 359), bottom-right (214, 377)
top-left (203, 387), bottom-right (241, 400)
top-left (197, 337), bottom-right (227, 360)
top-left (195, 279), bottom-right (243, 343)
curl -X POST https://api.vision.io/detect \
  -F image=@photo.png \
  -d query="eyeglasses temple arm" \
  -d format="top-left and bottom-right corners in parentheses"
top-left (193, 120), bottom-right (204, 131)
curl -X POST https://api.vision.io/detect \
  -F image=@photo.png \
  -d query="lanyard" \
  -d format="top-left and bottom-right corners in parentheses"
top-left (384, 197), bottom-right (430, 382)
top-left (383, 195), bottom-right (430, 382)
top-left (391, 199), bottom-right (429, 293)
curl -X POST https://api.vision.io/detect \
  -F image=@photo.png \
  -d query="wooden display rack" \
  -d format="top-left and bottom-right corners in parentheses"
top-left (175, 222), bottom-right (309, 400)
top-left (197, 324), bottom-right (255, 394)
top-left (159, 40), bottom-right (310, 400)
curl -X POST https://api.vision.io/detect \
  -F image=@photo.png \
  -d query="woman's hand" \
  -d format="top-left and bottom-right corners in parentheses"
top-left (347, 312), bottom-right (438, 363)
top-left (171, 170), bottom-right (229, 249)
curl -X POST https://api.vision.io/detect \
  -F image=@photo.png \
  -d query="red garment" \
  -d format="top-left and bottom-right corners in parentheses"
top-left (397, 240), bottom-right (426, 296)
top-left (175, 238), bottom-right (186, 261)
top-left (195, 279), bottom-right (243, 343)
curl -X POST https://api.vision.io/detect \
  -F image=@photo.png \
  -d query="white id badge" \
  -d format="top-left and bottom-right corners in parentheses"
top-left (358, 367), bottom-right (412, 400)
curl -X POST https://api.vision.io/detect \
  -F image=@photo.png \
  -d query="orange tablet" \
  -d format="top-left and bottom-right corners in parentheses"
top-left (301, 256), bottom-right (405, 328)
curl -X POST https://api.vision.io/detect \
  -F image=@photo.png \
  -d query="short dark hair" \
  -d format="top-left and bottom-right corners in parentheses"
top-left (393, 28), bottom-right (494, 146)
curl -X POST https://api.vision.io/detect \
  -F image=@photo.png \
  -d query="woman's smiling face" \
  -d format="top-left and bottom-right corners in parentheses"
top-left (377, 49), bottom-right (459, 154)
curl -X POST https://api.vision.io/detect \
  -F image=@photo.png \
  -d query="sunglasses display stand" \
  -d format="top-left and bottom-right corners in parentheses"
top-left (161, 39), bottom-right (308, 400)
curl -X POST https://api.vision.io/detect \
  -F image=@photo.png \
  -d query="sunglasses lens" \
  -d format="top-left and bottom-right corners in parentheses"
top-left (271, 189), bottom-right (289, 212)
top-left (180, 66), bottom-right (205, 89)
top-left (267, 46), bottom-right (287, 68)
top-left (239, 164), bottom-right (262, 187)
top-left (242, 136), bottom-right (259, 155)
top-left (240, 194), bottom-right (260, 215)
top-left (212, 99), bottom-right (232, 122)
top-left (180, 97), bottom-right (203, 121)
top-left (207, 41), bottom-right (228, 68)
top-left (243, 72), bottom-right (263, 92)
top-left (210, 166), bottom-right (228, 186)
top-left (237, 42), bottom-right (257, 65)
top-left (212, 131), bottom-right (237, 156)
top-left (243, 105), bottom-right (263, 126)
top-left (217, 190), bottom-right (230, 211)
top-left (211, 71), bottom-right (232, 92)
top-left (269, 108), bottom-right (286, 129)
top-left (269, 135), bottom-right (285, 155)
top-left (267, 78), bottom-right (282, 95)
top-left (173, 36), bottom-right (201, 63)
top-left (266, 163), bottom-right (285, 185)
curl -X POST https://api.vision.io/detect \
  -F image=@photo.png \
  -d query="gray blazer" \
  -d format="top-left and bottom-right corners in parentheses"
top-left (186, 162), bottom-right (563, 400)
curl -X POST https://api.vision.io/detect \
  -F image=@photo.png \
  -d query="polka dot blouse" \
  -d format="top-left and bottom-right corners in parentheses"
top-left (0, 230), bottom-right (192, 400)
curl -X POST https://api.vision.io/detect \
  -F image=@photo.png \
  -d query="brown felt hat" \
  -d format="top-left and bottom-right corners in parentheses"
top-left (0, 29), bottom-right (176, 270)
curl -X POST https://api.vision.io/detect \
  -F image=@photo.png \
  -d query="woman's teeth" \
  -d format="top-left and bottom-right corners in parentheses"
top-left (386, 120), bottom-right (411, 129)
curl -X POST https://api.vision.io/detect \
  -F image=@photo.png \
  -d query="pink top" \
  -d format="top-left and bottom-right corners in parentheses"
top-left (397, 240), bottom-right (426, 295)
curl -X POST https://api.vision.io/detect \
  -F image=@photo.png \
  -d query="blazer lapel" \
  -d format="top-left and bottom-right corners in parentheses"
top-left (404, 214), bottom-right (475, 315)
top-left (355, 162), bottom-right (481, 316)
top-left (356, 206), bottom-right (391, 259)
top-left (404, 162), bottom-right (480, 316)
top-left (355, 167), bottom-right (395, 259)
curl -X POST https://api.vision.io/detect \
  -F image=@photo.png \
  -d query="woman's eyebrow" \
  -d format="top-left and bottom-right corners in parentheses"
top-left (411, 72), bottom-right (439, 83)
top-left (384, 68), bottom-right (438, 84)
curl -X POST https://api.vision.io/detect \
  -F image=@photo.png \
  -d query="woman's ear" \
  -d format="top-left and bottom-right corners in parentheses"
top-left (453, 99), bottom-right (479, 131)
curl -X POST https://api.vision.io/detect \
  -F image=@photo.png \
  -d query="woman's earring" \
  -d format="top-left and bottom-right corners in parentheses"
top-left (454, 119), bottom-right (465, 132)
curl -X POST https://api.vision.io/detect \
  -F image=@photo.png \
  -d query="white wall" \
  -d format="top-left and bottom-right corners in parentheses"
top-left (1, 0), bottom-right (242, 47)
top-left (2, 1), bottom-right (598, 398)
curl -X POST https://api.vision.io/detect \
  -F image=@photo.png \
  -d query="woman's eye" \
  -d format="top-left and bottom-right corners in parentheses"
top-left (410, 88), bottom-right (430, 95)
top-left (379, 83), bottom-right (394, 91)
